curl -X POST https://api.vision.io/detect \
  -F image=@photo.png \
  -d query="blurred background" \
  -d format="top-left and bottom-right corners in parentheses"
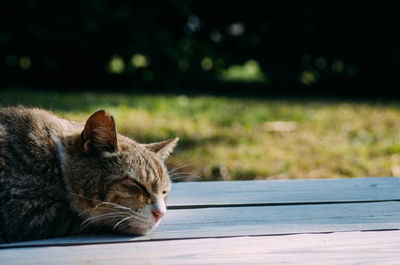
top-left (1, 1), bottom-right (400, 180)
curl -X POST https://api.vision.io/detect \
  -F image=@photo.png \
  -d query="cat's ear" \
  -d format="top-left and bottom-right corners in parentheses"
top-left (81, 110), bottom-right (118, 153)
top-left (144, 137), bottom-right (179, 160)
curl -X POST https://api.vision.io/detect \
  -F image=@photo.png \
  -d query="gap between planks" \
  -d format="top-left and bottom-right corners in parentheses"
top-left (167, 199), bottom-right (400, 210)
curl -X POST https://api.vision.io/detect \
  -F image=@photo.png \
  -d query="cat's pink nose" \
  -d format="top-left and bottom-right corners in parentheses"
top-left (151, 209), bottom-right (165, 222)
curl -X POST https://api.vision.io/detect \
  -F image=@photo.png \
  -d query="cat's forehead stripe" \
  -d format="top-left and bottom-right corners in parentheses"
top-left (136, 146), bottom-right (168, 182)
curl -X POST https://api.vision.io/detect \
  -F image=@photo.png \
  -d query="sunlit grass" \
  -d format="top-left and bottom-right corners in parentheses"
top-left (1, 89), bottom-right (400, 181)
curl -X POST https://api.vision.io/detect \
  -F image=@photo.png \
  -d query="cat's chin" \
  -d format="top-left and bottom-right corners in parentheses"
top-left (122, 224), bottom-right (157, 236)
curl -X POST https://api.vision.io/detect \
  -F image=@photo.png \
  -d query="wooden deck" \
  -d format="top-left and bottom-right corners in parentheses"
top-left (1, 177), bottom-right (400, 264)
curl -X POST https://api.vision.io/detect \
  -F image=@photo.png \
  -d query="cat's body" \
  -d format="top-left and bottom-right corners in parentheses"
top-left (0, 106), bottom-right (178, 242)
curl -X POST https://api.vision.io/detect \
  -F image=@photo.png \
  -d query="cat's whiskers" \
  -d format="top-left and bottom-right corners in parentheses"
top-left (170, 171), bottom-right (201, 181)
top-left (168, 163), bottom-right (195, 174)
top-left (170, 171), bottom-right (199, 177)
top-left (112, 212), bottom-right (148, 230)
top-left (118, 217), bottom-right (150, 233)
top-left (80, 201), bottom-right (149, 232)
top-left (78, 206), bottom-right (120, 218)
top-left (170, 175), bottom-right (194, 182)
top-left (76, 198), bottom-right (130, 217)
top-left (81, 212), bottom-right (129, 226)
top-left (94, 201), bottom-right (131, 211)
top-left (117, 217), bottom-right (152, 233)
top-left (80, 212), bottom-right (130, 231)
top-left (71, 192), bottom-right (132, 211)
top-left (90, 210), bottom-right (149, 233)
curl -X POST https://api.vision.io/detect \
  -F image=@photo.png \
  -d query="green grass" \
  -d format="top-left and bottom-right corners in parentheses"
top-left (2, 88), bottom-right (400, 181)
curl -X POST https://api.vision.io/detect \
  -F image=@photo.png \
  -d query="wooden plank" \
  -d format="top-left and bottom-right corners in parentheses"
top-left (2, 201), bottom-right (400, 248)
top-left (154, 201), bottom-right (400, 239)
top-left (2, 230), bottom-right (400, 264)
top-left (167, 177), bottom-right (400, 207)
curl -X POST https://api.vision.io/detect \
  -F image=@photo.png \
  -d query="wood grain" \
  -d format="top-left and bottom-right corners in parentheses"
top-left (3, 201), bottom-right (400, 248)
top-left (2, 230), bottom-right (400, 265)
top-left (2, 177), bottom-right (400, 265)
top-left (167, 177), bottom-right (400, 207)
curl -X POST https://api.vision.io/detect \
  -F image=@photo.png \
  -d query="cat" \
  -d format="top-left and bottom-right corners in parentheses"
top-left (0, 106), bottom-right (178, 242)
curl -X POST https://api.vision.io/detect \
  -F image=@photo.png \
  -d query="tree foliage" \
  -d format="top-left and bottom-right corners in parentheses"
top-left (1, 1), bottom-right (398, 96)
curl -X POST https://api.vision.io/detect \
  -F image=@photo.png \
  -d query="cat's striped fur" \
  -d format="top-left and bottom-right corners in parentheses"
top-left (0, 106), bottom-right (178, 242)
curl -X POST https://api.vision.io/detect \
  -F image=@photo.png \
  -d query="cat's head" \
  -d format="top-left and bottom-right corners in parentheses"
top-left (65, 110), bottom-right (178, 236)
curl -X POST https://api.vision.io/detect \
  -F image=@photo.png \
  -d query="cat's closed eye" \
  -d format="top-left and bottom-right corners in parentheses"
top-left (132, 179), bottom-right (150, 197)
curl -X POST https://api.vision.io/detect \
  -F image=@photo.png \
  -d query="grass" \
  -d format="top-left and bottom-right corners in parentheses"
top-left (1, 88), bottom-right (400, 181)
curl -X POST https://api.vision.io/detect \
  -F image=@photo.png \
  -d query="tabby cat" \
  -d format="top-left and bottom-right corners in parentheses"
top-left (0, 106), bottom-right (178, 242)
